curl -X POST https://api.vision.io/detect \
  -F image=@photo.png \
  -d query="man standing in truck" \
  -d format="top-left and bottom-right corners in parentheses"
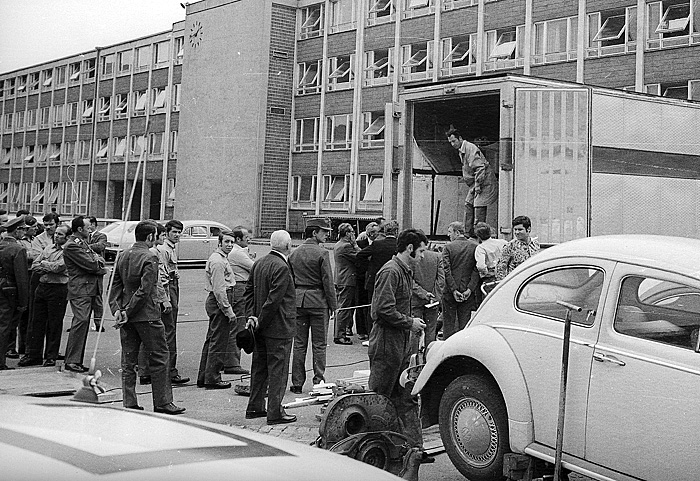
top-left (446, 127), bottom-right (498, 236)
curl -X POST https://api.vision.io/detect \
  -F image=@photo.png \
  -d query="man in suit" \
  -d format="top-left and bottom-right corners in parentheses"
top-left (442, 221), bottom-right (480, 339)
top-left (87, 216), bottom-right (107, 332)
top-left (244, 230), bottom-right (297, 425)
top-left (357, 220), bottom-right (399, 306)
top-left (288, 218), bottom-right (337, 394)
top-left (63, 216), bottom-right (107, 373)
top-left (333, 223), bottom-right (359, 345)
top-left (0, 217), bottom-right (30, 370)
top-left (109, 221), bottom-right (184, 415)
top-left (411, 246), bottom-right (445, 346)
top-left (354, 222), bottom-right (379, 340)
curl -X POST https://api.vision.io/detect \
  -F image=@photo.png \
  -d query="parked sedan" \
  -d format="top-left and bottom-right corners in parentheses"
top-left (413, 235), bottom-right (700, 481)
top-left (103, 220), bottom-right (230, 263)
top-left (0, 395), bottom-right (402, 481)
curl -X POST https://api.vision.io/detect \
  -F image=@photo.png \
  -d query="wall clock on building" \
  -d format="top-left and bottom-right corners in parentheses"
top-left (189, 20), bottom-right (203, 48)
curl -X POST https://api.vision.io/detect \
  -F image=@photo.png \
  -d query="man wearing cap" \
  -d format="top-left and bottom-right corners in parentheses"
top-left (288, 218), bottom-right (337, 394)
top-left (0, 217), bottom-right (30, 369)
top-left (63, 216), bottom-right (108, 373)
top-left (197, 229), bottom-right (236, 389)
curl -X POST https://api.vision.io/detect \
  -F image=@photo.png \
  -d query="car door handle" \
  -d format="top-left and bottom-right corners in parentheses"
top-left (593, 352), bottom-right (626, 366)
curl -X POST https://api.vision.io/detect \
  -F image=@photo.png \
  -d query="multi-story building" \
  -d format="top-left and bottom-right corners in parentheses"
top-left (2, 0), bottom-right (699, 235)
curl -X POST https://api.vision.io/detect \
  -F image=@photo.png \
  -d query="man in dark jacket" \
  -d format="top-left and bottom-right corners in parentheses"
top-left (332, 223), bottom-right (359, 344)
top-left (87, 216), bottom-right (107, 332)
top-left (289, 218), bottom-right (337, 393)
top-left (244, 230), bottom-right (297, 425)
top-left (0, 217), bottom-right (30, 370)
top-left (62, 216), bottom-right (107, 373)
top-left (357, 220), bottom-right (399, 304)
top-left (109, 221), bottom-right (184, 415)
top-left (442, 221), bottom-right (480, 339)
top-left (369, 228), bottom-right (427, 448)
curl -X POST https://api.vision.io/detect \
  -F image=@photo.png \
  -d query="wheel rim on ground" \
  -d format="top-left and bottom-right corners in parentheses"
top-left (450, 396), bottom-right (499, 468)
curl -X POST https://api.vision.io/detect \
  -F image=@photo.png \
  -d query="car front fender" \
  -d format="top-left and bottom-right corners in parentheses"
top-left (412, 324), bottom-right (534, 452)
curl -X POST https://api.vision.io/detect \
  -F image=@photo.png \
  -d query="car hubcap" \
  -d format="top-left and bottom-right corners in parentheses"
top-left (450, 397), bottom-right (498, 467)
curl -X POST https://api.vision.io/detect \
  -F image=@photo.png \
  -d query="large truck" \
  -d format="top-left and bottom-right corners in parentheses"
top-left (383, 73), bottom-right (700, 242)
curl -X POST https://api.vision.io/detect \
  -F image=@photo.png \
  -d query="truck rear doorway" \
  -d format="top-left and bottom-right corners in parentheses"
top-left (409, 92), bottom-right (501, 238)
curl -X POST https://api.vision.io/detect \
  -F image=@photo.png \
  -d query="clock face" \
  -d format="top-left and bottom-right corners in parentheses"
top-left (189, 20), bottom-right (203, 48)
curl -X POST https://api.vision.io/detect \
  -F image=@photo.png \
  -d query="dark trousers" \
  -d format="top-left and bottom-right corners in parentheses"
top-left (441, 295), bottom-right (476, 339)
top-left (139, 279), bottom-right (180, 378)
top-left (292, 307), bottom-right (328, 387)
top-left (197, 291), bottom-right (232, 384)
top-left (0, 291), bottom-right (20, 368)
top-left (27, 283), bottom-right (68, 360)
top-left (247, 334), bottom-right (292, 422)
top-left (412, 304), bottom-right (440, 346)
top-left (464, 203), bottom-right (488, 237)
top-left (225, 283), bottom-right (247, 369)
top-left (64, 295), bottom-right (98, 365)
top-left (120, 320), bottom-right (173, 408)
top-left (16, 272), bottom-right (40, 354)
top-left (368, 323), bottom-right (422, 447)
top-left (334, 285), bottom-right (356, 338)
top-left (355, 277), bottom-right (370, 336)
top-left (91, 277), bottom-right (104, 329)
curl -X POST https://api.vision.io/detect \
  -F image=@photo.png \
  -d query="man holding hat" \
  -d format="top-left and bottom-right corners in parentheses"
top-left (0, 216), bottom-right (30, 369)
top-left (288, 218), bottom-right (337, 394)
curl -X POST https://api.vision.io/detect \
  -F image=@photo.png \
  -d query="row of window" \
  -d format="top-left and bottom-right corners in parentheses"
top-left (290, 174), bottom-right (383, 207)
top-left (294, 112), bottom-right (385, 152)
top-left (0, 37), bottom-right (184, 100)
top-left (0, 181), bottom-right (89, 216)
top-left (297, 1), bottom-right (700, 92)
top-left (0, 132), bottom-right (177, 167)
top-left (0, 86), bottom-right (180, 134)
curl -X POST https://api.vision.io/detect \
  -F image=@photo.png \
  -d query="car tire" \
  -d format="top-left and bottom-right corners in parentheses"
top-left (439, 374), bottom-right (510, 481)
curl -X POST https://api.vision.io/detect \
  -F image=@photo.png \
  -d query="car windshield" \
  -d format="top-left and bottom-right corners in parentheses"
top-left (101, 222), bottom-right (122, 234)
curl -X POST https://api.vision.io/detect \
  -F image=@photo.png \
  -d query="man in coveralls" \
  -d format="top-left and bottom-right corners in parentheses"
top-left (0, 217), bottom-right (29, 370)
top-left (368, 228), bottom-right (428, 447)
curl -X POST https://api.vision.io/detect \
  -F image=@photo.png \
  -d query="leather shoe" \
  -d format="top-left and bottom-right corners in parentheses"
top-left (224, 366), bottom-right (250, 375)
top-left (125, 405), bottom-right (144, 410)
top-left (289, 386), bottom-right (303, 394)
top-left (197, 381), bottom-right (205, 388)
top-left (205, 381), bottom-right (231, 389)
top-left (43, 359), bottom-right (56, 367)
top-left (18, 356), bottom-right (43, 367)
top-left (171, 375), bottom-right (190, 384)
top-left (358, 334), bottom-right (368, 341)
top-left (57, 354), bottom-right (65, 360)
top-left (245, 410), bottom-right (267, 419)
top-left (64, 363), bottom-right (88, 373)
top-left (6, 349), bottom-right (19, 359)
top-left (154, 403), bottom-right (186, 415)
top-left (0, 365), bottom-right (15, 370)
top-left (267, 414), bottom-right (296, 425)
top-left (333, 337), bottom-right (352, 345)
top-left (139, 376), bottom-right (152, 385)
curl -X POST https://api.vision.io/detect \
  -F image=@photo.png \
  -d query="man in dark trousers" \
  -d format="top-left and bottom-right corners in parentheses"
top-left (333, 223), bottom-right (359, 345)
top-left (355, 222), bottom-right (379, 340)
top-left (244, 230), bottom-right (297, 425)
top-left (0, 217), bottom-right (30, 370)
top-left (411, 247), bottom-right (445, 346)
top-left (63, 216), bottom-right (107, 373)
top-left (197, 229), bottom-right (236, 389)
top-left (357, 220), bottom-right (399, 305)
top-left (289, 218), bottom-right (337, 394)
top-left (109, 221), bottom-right (185, 415)
top-left (442, 221), bottom-right (480, 339)
top-left (87, 216), bottom-right (107, 332)
top-left (369, 228), bottom-right (427, 448)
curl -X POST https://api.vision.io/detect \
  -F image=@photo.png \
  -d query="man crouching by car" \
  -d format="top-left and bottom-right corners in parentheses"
top-left (368, 228), bottom-right (427, 447)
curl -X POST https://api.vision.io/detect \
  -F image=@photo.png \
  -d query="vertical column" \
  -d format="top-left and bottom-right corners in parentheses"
top-left (315, 1), bottom-right (331, 216)
top-left (635, 0), bottom-right (645, 91)
top-left (476, 0), bottom-right (485, 76)
top-left (351, 0), bottom-right (367, 214)
top-left (523, 0), bottom-right (532, 76)
top-left (576, 0), bottom-right (586, 83)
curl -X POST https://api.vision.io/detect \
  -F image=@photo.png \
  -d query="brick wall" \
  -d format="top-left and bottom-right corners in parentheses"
top-left (259, 3), bottom-right (296, 236)
top-left (484, 0), bottom-right (526, 30)
top-left (645, 47), bottom-right (700, 84)
top-left (441, 8), bottom-right (478, 36)
top-left (584, 55), bottom-right (636, 88)
top-left (327, 31), bottom-right (357, 56)
top-left (533, 0), bottom-right (578, 22)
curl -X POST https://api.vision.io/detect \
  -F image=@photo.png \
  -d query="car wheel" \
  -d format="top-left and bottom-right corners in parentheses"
top-left (439, 374), bottom-right (510, 481)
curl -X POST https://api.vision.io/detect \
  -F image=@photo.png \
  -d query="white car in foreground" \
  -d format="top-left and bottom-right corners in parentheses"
top-left (413, 235), bottom-right (700, 481)
top-left (0, 395), bottom-right (402, 481)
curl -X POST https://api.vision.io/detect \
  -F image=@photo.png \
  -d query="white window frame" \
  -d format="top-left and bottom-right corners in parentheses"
top-left (63, 141), bottom-right (76, 164)
top-left (26, 109), bottom-right (37, 129)
top-left (533, 16), bottom-right (578, 65)
top-left (36, 144), bottom-right (47, 165)
top-left (83, 58), bottom-right (96, 80)
top-left (48, 144), bottom-right (61, 165)
top-left (95, 138), bottom-right (109, 162)
top-left (16, 75), bottom-right (27, 93)
top-left (130, 135), bottom-right (146, 157)
top-left (135, 45), bottom-right (151, 71)
top-left (368, 0), bottom-right (395, 26)
top-left (299, 4), bottom-right (324, 39)
top-left (81, 99), bottom-right (94, 123)
top-left (174, 37), bottom-right (184, 65)
top-left (441, 34), bottom-right (477, 76)
top-left (133, 90), bottom-right (147, 116)
top-left (78, 140), bottom-right (91, 163)
top-left (647, 1), bottom-right (699, 50)
top-left (401, 41), bottom-right (435, 82)
top-left (14, 111), bottom-right (24, 132)
top-left (149, 132), bottom-right (164, 157)
top-left (402, 0), bottom-right (436, 19)
top-left (3, 78), bottom-right (15, 97)
top-left (52, 104), bottom-right (64, 127)
top-left (23, 145), bottom-right (35, 164)
top-left (3, 113), bottom-right (12, 131)
top-left (27, 73), bottom-right (39, 92)
top-left (329, 0), bottom-right (356, 33)
top-left (113, 136), bottom-right (127, 160)
top-left (587, 7), bottom-right (637, 57)
top-left (297, 60), bottom-right (322, 95)
top-left (69, 63), bottom-right (81, 83)
top-left (60, 182), bottom-right (73, 214)
top-left (2, 148), bottom-right (11, 166)
top-left (294, 117), bottom-right (320, 152)
top-left (362, 112), bottom-right (386, 148)
top-left (484, 26), bottom-right (525, 71)
top-left (66, 102), bottom-right (79, 125)
top-left (101, 54), bottom-right (115, 78)
top-left (325, 114), bottom-right (353, 150)
top-left (172, 84), bottom-right (181, 112)
top-left (364, 48), bottom-right (394, 86)
top-left (40, 107), bottom-right (50, 129)
top-left (689, 79), bottom-right (700, 100)
top-left (98, 96), bottom-right (111, 121)
top-left (291, 175), bottom-right (317, 207)
top-left (442, 0), bottom-right (480, 10)
top-left (154, 41), bottom-right (170, 66)
top-left (152, 87), bottom-right (168, 113)
top-left (358, 174), bottom-right (384, 206)
top-left (322, 175), bottom-right (349, 208)
top-left (46, 182), bottom-right (60, 207)
top-left (170, 131), bottom-right (178, 158)
top-left (327, 54), bottom-right (356, 91)
top-left (42, 69), bottom-right (53, 89)
top-left (55, 65), bottom-right (66, 86)
top-left (118, 50), bottom-right (132, 73)
top-left (114, 93), bottom-right (129, 119)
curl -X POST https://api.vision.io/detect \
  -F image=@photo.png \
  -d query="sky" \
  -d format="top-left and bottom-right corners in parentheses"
top-left (0, 0), bottom-right (186, 74)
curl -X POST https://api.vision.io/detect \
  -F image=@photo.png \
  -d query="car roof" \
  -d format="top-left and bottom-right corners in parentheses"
top-left (534, 235), bottom-right (700, 279)
top-left (1, 396), bottom-right (401, 481)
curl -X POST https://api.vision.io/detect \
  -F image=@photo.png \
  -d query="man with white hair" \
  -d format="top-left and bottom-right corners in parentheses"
top-left (244, 230), bottom-right (297, 425)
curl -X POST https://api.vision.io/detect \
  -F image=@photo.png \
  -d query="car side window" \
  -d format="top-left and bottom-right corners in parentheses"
top-left (615, 276), bottom-right (700, 352)
top-left (210, 226), bottom-right (221, 237)
top-left (517, 267), bottom-right (604, 325)
top-left (187, 226), bottom-right (207, 237)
